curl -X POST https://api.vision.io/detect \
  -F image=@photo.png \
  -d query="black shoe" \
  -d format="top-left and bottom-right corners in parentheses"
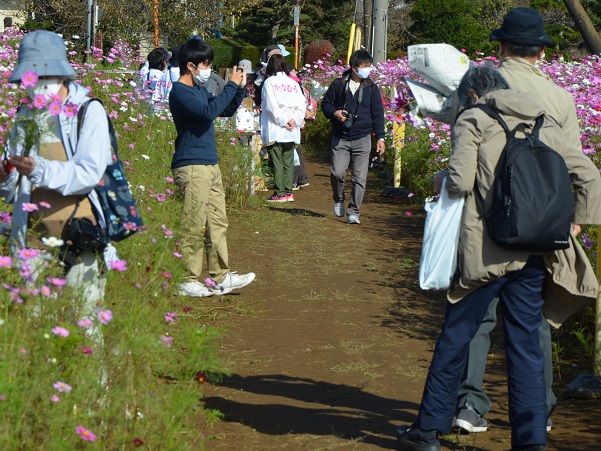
top-left (395, 425), bottom-right (441, 451)
top-left (511, 446), bottom-right (545, 451)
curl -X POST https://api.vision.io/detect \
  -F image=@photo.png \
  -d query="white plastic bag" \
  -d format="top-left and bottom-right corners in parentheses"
top-left (419, 177), bottom-right (465, 290)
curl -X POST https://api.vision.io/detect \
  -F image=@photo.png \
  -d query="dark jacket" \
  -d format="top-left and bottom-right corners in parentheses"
top-left (321, 69), bottom-right (385, 141)
top-left (169, 81), bottom-right (244, 169)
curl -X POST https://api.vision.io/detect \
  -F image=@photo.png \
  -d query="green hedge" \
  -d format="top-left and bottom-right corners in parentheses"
top-left (207, 38), bottom-right (295, 70)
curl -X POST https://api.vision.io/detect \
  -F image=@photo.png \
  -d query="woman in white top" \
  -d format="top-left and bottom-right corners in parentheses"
top-left (260, 54), bottom-right (306, 202)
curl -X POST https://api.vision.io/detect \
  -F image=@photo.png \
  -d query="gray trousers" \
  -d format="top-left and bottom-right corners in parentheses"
top-left (457, 297), bottom-right (556, 417)
top-left (330, 135), bottom-right (372, 217)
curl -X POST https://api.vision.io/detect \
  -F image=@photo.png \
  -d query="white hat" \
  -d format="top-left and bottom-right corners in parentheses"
top-left (277, 44), bottom-right (290, 57)
top-left (238, 59), bottom-right (255, 74)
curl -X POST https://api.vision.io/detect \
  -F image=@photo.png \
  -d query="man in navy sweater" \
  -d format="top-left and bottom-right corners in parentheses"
top-left (321, 50), bottom-right (386, 225)
top-left (169, 38), bottom-right (255, 298)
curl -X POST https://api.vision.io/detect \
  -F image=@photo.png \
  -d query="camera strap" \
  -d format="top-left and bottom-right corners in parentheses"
top-left (343, 77), bottom-right (364, 115)
top-left (66, 196), bottom-right (86, 226)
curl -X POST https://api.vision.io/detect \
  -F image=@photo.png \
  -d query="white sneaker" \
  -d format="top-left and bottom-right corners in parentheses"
top-left (346, 214), bottom-right (361, 224)
top-left (333, 202), bottom-right (345, 217)
top-left (178, 281), bottom-right (214, 298)
top-left (213, 272), bottom-right (256, 295)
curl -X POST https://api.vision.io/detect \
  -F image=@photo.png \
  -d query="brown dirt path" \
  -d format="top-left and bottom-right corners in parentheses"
top-left (200, 157), bottom-right (601, 450)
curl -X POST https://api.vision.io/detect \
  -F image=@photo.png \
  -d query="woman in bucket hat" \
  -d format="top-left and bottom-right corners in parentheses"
top-left (0, 30), bottom-right (115, 347)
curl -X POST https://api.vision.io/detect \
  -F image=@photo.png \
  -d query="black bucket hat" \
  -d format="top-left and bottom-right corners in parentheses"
top-left (490, 8), bottom-right (552, 46)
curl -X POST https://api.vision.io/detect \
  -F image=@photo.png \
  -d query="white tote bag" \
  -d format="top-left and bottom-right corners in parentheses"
top-left (419, 177), bottom-right (465, 290)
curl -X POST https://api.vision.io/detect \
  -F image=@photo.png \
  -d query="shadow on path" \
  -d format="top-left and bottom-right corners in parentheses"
top-left (204, 373), bottom-right (418, 449)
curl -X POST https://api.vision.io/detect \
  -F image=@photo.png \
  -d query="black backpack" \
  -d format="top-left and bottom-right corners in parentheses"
top-left (473, 104), bottom-right (574, 252)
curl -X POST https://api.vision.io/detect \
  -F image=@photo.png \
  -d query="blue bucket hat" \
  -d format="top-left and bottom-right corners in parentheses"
top-left (9, 30), bottom-right (76, 83)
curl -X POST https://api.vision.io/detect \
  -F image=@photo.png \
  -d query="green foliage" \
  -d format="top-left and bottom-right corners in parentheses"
top-left (207, 38), bottom-right (288, 69)
top-left (0, 47), bottom-right (256, 447)
top-left (301, 111), bottom-right (332, 158)
top-left (410, 0), bottom-right (496, 57)
top-left (231, 0), bottom-right (354, 62)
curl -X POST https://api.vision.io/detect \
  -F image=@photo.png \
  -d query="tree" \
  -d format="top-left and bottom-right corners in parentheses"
top-left (231, 0), bottom-right (354, 61)
top-left (562, 0), bottom-right (601, 53)
top-left (409, 0), bottom-right (494, 57)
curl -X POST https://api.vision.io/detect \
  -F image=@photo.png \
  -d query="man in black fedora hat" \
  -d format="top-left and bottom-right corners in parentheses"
top-left (395, 8), bottom-right (591, 451)
top-left (452, 7), bottom-right (583, 439)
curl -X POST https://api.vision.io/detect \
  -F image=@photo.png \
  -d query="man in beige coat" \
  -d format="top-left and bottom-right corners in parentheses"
top-left (453, 7), bottom-right (601, 434)
top-left (397, 59), bottom-right (601, 450)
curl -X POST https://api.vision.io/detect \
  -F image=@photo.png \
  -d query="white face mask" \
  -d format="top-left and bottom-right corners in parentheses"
top-left (191, 64), bottom-right (211, 85)
top-left (354, 67), bottom-right (372, 79)
top-left (25, 79), bottom-right (63, 99)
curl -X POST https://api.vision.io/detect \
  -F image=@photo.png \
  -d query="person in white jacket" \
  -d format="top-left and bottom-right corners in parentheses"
top-left (260, 54), bottom-right (306, 202)
top-left (0, 30), bottom-right (114, 344)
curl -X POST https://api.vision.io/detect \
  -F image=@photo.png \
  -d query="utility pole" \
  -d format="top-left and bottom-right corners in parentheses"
top-left (363, 0), bottom-right (373, 53)
top-left (86, 0), bottom-right (93, 49)
top-left (372, 0), bottom-right (388, 63)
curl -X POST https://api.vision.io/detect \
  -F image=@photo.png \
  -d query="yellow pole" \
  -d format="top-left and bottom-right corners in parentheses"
top-left (354, 28), bottom-right (362, 52)
top-left (346, 22), bottom-right (356, 65)
top-left (393, 121), bottom-right (405, 188)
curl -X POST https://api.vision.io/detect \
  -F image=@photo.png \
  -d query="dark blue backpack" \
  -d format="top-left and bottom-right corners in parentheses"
top-left (77, 99), bottom-right (143, 242)
top-left (474, 104), bottom-right (574, 252)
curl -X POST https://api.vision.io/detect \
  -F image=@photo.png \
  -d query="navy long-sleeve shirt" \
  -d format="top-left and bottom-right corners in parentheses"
top-left (321, 69), bottom-right (385, 141)
top-left (169, 80), bottom-right (244, 169)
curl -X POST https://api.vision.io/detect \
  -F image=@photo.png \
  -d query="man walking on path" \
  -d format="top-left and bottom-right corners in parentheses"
top-left (321, 50), bottom-right (385, 225)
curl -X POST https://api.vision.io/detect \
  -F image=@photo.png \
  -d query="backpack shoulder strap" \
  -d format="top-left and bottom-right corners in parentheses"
top-left (77, 98), bottom-right (119, 159)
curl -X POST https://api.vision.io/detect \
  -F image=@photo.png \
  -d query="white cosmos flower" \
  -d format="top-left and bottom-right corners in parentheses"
top-left (41, 236), bottom-right (65, 248)
top-left (141, 154), bottom-right (150, 160)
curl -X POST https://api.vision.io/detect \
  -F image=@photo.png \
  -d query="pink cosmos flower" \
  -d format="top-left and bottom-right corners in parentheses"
top-left (164, 312), bottom-right (177, 323)
top-left (51, 394), bottom-right (60, 402)
top-left (40, 285), bottom-right (51, 297)
top-left (97, 309), bottom-right (113, 325)
top-left (159, 335), bottom-right (173, 348)
top-left (161, 225), bottom-right (173, 238)
top-left (82, 347), bottom-right (93, 354)
top-left (52, 326), bottom-right (70, 337)
top-left (53, 381), bottom-right (72, 393)
top-left (48, 101), bottom-right (62, 116)
top-left (110, 259), bottom-right (128, 271)
top-left (46, 277), bottom-right (67, 287)
top-left (0, 256), bottom-right (12, 268)
top-left (173, 252), bottom-right (182, 258)
top-left (405, 211), bottom-right (412, 216)
top-left (32, 94), bottom-right (47, 109)
top-left (20, 70), bottom-right (38, 88)
top-left (21, 203), bottom-right (38, 212)
top-left (75, 425), bottom-right (97, 442)
top-left (63, 102), bottom-right (78, 117)
top-left (204, 278), bottom-right (216, 288)
top-left (162, 271), bottom-right (172, 279)
top-left (39, 201), bottom-right (51, 208)
top-left (77, 317), bottom-right (93, 328)
top-left (17, 248), bottom-right (39, 259)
